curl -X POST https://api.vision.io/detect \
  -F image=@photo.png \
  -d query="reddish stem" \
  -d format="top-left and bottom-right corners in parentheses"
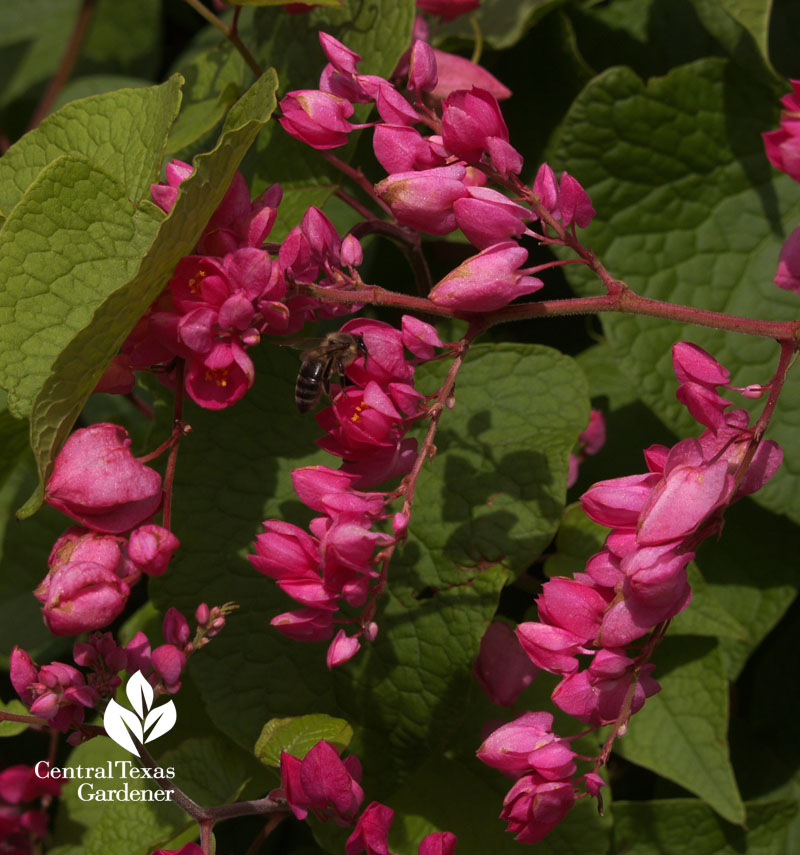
top-left (322, 152), bottom-right (395, 217)
top-left (27, 0), bottom-right (97, 131)
top-left (301, 283), bottom-right (800, 345)
top-left (181, 0), bottom-right (263, 78)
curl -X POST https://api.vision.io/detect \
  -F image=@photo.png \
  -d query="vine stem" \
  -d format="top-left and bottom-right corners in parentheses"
top-left (27, 0), bottom-right (97, 131)
top-left (181, 0), bottom-right (263, 78)
top-left (322, 152), bottom-right (395, 217)
top-left (299, 283), bottom-right (800, 344)
top-left (360, 324), bottom-right (480, 624)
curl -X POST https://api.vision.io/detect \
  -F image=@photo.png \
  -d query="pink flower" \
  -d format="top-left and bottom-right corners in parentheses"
top-left (10, 650), bottom-right (95, 732)
top-left (128, 525), bottom-right (180, 576)
top-left (453, 186), bottom-right (530, 249)
top-left (45, 424), bottom-right (163, 534)
top-left (375, 165), bottom-right (468, 235)
top-left (418, 832), bottom-right (457, 855)
top-left (279, 90), bottom-right (358, 149)
top-left (515, 622), bottom-right (586, 674)
top-left (36, 561), bottom-right (130, 636)
top-left (775, 224), bottom-right (800, 292)
top-left (271, 607), bottom-right (335, 641)
top-left (276, 742), bottom-right (364, 825)
top-left (473, 621), bottom-right (539, 706)
top-left (441, 87), bottom-right (522, 175)
top-left (477, 711), bottom-right (576, 779)
top-left (327, 630), bottom-right (361, 668)
top-left (762, 79), bottom-right (800, 182)
top-left (152, 845), bottom-right (204, 855)
top-left (401, 315), bottom-right (443, 360)
top-left (408, 40), bottom-right (438, 92)
top-left (500, 774), bottom-right (575, 844)
top-left (300, 740), bottom-right (364, 823)
top-left (580, 472), bottom-right (660, 529)
top-left (533, 163), bottom-right (595, 228)
top-left (428, 242), bottom-right (543, 311)
top-left (372, 125), bottom-right (445, 174)
top-left (430, 49), bottom-right (511, 101)
top-left (150, 159), bottom-right (193, 213)
top-left (346, 801), bottom-right (396, 855)
top-left (251, 521), bottom-right (321, 579)
top-left (0, 765), bottom-right (61, 803)
top-left (535, 577), bottom-right (610, 641)
top-left (184, 341), bottom-right (255, 409)
top-left (151, 644), bottom-right (187, 692)
top-left (552, 649), bottom-right (660, 724)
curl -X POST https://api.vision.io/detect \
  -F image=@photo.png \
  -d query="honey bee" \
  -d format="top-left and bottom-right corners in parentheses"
top-left (295, 331), bottom-right (368, 413)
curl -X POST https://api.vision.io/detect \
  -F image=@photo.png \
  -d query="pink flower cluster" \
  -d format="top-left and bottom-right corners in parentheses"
top-left (279, 33), bottom-right (596, 313)
top-left (477, 712), bottom-right (602, 844)
top-left (479, 342), bottom-right (782, 843)
top-left (274, 741), bottom-right (457, 855)
top-left (0, 764), bottom-right (61, 855)
top-left (251, 317), bottom-right (443, 665)
top-left (764, 80), bottom-right (800, 294)
top-left (40, 424), bottom-right (178, 635)
top-left (10, 604), bottom-right (224, 737)
top-left (105, 165), bottom-right (365, 410)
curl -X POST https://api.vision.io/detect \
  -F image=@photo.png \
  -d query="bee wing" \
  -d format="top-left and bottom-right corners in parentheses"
top-left (274, 336), bottom-right (321, 350)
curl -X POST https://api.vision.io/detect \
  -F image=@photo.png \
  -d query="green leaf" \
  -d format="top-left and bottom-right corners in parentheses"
top-left (0, 402), bottom-right (29, 489)
top-left (408, 344), bottom-right (590, 578)
top-left (692, 498), bottom-right (799, 678)
top-left (255, 714), bottom-right (354, 767)
top-left (166, 43), bottom-right (249, 158)
top-left (708, 0), bottom-right (774, 67)
top-left (53, 732), bottom-right (193, 854)
top-left (435, 0), bottom-right (567, 51)
top-left (368, 755), bottom-right (610, 855)
top-left (544, 502), bottom-right (607, 579)
top-left (13, 69), bottom-right (278, 517)
top-left (162, 735), bottom-right (270, 806)
top-left (53, 76), bottom-right (153, 112)
top-left (0, 0), bottom-right (161, 117)
top-left (614, 636), bottom-right (745, 824)
top-left (0, 76), bottom-right (183, 217)
top-left (669, 565), bottom-right (750, 641)
top-left (550, 59), bottom-right (800, 523)
top-left (0, 156), bottom-right (162, 418)
top-left (0, 698), bottom-right (29, 737)
top-left (611, 798), bottom-right (798, 854)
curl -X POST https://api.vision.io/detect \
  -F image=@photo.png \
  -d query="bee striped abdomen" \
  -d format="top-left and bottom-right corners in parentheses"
top-left (295, 359), bottom-right (326, 413)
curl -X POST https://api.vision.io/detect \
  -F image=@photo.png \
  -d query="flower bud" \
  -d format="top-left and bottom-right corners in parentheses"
top-left (37, 562), bottom-right (130, 636)
top-left (45, 424), bottom-right (163, 534)
top-left (429, 242), bottom-right (543, 311)
top-left (128, 525), bottom-right (180, 576)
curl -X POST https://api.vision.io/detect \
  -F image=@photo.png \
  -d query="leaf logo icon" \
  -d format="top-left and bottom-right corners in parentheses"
top-left (103, 671), bottom-right (177, 756)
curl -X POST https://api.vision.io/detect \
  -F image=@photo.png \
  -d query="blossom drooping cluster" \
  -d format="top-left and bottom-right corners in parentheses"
top-left (103, 165), bottom-right (365, 410)
top-left (38, 423), bottom-right (178, 635)
top-left (9, 603), bottom-right (227, 739)
top-left (478, 342), bottom-right (782, 843)
top-left (0, 764), bottom-right (61, 855)
top-left (272, 740), bottom-right (458, 855)
top-left (250, 316), bottom-right (444, 666)
top-left (279, 33), bottom-right (596, 313)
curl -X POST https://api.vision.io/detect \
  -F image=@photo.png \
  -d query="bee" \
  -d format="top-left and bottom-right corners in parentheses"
top-left (295, 331), bottom-right (368, 413)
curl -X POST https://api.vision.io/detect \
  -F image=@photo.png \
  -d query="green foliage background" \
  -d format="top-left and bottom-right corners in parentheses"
top-left (1, 1), bottom-right (799, 853)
